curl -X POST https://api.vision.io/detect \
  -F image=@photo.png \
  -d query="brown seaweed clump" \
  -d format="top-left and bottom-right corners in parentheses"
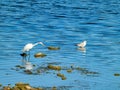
top-left (47, 46), bottom-right (60, 50)
top-left (66, 69), bottom-right (72, 73)
top-left (24, 70), bottom-right (33, 74)
top-left (114, 73), bottom-right (120, 76)
top-left (0, 84), bottom-right (2, 87)
top-left (47, 65), bottom-right (61, 71)
top-left (52, 86), bottom-right (57, 90)
top-left (57, 73), bottom-right (67, 80)
top-left (3, 82), bottom-right (43, 90)
top-left (57, 73), bottom-right (64, 77)
top-left (15, 65), bottom-right (25, 69)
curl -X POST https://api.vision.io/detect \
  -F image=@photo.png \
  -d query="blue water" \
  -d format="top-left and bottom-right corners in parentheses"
top-left (0, 0), bottom-right (120, 90)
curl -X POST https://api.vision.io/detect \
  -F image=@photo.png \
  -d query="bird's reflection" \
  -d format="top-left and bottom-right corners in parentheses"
top-left (78, 47), bottom-right (86, 53)
top-left (24, 61), bottom-right (33, 70)
top-left (21, 60), bottom-right (33, 70)
top-left (76, 40), bottom-right (87, 54)
top-left (20, 52), bottom-right (34, 71)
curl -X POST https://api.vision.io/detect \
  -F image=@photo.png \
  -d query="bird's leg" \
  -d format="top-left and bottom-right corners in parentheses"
top-left (20, 53), bottom-right (27, 65)
top-left (22, 58), bottom-right (26, 65)
top-left (28, 51), bottom-right (30, 61)
top-left (22, 57), bottom-right (24, 65)
top-left (24, 55), bottom-right (27, 61)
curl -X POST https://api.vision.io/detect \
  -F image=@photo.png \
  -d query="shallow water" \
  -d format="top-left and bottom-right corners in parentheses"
top-left (0, 0), bottom-right (120, 90)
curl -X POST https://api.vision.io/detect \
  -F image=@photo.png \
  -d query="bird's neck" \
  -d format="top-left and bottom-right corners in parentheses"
top-left (33, 42), bottom-right (39, 47)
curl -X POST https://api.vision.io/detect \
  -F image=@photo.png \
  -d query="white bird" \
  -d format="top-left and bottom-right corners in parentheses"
top-left (77, 40), bottom-right (87, 48)
top-left (22, 42), bottom-right (45, 61)
top-left (22, 42), bottom-right (44, 52)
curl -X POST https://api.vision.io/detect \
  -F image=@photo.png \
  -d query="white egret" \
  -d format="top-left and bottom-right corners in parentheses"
top-left (22, 42), bottom-right (44, 52)
top-left (77, 40), bottom-right (87, 48)
top-left (22, 42), bottom-right (45, 61)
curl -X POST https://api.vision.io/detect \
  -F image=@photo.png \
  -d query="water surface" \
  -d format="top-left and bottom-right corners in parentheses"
top-left (0, 0), bottom-right (120, 90)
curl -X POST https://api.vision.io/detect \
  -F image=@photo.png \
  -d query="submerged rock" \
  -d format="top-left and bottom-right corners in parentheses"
top-left (57, 73), bottom-right (64, 77)
top-left (34, 52), bottom-right (47, 58)
top-left (61, 76), bottom-right (67, 80)
top-left (52, 86), bottom-right (57, 90)
top-left (47, 65), bottom-right (61, 71)
top-left (57, 73), bottom-right (67, 80)
top-left (3, 86), bottom-right (11, 90)
top-left (114, 73), bottom-right (120, 76)
top-left (67, 69), bottom-right (72, 73)
top-left (2, 82), bottom-right (43, 90)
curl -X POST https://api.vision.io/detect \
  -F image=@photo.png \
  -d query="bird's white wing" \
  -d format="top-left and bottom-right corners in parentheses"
top-left (22, 43), bottom-right (33, 52)
top-left (77, 41), bottom-right (87, 48)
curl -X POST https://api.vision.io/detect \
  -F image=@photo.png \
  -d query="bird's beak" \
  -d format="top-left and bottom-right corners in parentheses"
top-left (40, 42), bottom-right (45, 46)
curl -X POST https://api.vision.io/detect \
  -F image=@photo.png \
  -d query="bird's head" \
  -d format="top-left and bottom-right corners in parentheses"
top-left (38, 42), bottom-right (45, 46)
top-left (84, 40), bottom-right (87, 43)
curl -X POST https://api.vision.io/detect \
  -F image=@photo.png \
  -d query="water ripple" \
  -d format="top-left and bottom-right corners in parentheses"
top-left (0, 0), bottom-right (120, 89)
